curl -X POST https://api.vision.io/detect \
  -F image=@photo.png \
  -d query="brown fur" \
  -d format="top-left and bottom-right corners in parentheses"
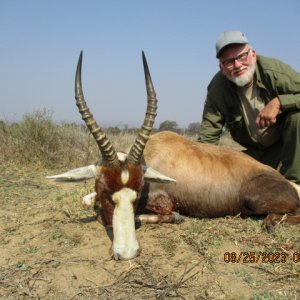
top-left (142, 131), bottom-right (300, 230)
top-left (95, 164), bottom-right (144, 227)
top-left (146, 190), bottom-right (175, 215)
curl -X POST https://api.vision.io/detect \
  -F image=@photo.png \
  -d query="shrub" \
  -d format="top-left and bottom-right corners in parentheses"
top-left (0, 109), bottom-right (139, 169)
top-left (0, 108), bottom-right (239, 169)
top-left (0, 109), bottom-right (99, 168)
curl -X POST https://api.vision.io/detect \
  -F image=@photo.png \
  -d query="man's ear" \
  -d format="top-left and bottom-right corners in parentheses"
top-left (219, 62), bottom-right (226, 75)
top-left (219, 61), bottom-right (226, 75)
top-left (251, 48), bottom-right (257, 63)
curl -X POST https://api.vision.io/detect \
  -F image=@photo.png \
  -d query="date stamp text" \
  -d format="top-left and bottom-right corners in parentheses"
top-left (224, 251), bottom-right (300, 263)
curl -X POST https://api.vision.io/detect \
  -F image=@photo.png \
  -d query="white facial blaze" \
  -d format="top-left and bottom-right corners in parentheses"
top-left (111, 188), bottom-right (139, 260)
top-left (121, 169), bottom-right (129, 185)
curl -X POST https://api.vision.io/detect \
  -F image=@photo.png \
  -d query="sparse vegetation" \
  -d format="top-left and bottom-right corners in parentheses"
top-left (158, 119), bottom-right (180, 132)
top-left (0, 110), bottom-right (299, 299)
top-left (0, 110), bottom-right (241, 170)
top-left (0, 109), bottom-right (137, 169)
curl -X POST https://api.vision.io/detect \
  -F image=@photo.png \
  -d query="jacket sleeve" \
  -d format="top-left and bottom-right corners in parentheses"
top-left (273, 63), bottom-right (300, 112)
top-left (198, 94), bottom-right (225, 144)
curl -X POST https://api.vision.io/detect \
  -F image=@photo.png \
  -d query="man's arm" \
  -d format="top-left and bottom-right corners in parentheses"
top-left (256, 97), bottom-right (281, 129)
top-left (257, 63), bottom-right (300, 129)
top-left (275, 63), bottom-right (300, 112)
top-left (272, 62), bottom-right (300, 113)
top-left (198, 96), bottom-right (224, 144)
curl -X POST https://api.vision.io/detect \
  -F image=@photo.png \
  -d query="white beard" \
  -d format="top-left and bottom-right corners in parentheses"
top-left (226, 59), bottom-right (256, 87)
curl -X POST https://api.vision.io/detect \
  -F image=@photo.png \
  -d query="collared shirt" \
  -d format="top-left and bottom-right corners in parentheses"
top-left (238, 80), bottom-right (281, 147)
top-left (198, 55), bottom-right (300, 149)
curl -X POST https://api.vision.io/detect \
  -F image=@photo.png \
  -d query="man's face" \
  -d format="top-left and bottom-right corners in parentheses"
top-left (219, 44), bottom-right (257, 87)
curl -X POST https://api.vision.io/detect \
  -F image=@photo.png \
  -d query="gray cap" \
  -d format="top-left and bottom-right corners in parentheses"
top-left (216, 30), bottom-right (249, 58)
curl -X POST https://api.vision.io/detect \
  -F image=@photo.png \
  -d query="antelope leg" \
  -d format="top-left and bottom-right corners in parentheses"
top-left (135, 212), bottom-right (184, 224)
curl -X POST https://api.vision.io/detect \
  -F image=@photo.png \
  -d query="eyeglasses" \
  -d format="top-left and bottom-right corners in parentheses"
top-left (220, 49), bottom-right (251, 69)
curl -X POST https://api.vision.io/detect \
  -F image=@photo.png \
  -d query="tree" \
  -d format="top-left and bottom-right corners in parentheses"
top-left (158, 120), bottom-right (179, 132)
top-left (106, 126), bottom-right (121, 135)
top-left (187, 122), bottom-right (201, 134)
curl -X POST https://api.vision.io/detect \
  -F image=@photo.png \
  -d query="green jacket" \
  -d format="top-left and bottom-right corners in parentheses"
top-left (198, 55), bottom-right (300, 148)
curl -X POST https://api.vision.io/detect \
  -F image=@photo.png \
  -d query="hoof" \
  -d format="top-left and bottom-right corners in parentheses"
top-left (266, 226), bottom-right (275, 234)
top-left (172, 212), bottom-right (185, 224)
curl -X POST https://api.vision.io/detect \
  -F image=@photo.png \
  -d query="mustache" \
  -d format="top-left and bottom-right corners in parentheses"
top-left (226, 63), bottom-right (256, 87)
top-left (232, 67), bottom-right (247, 76)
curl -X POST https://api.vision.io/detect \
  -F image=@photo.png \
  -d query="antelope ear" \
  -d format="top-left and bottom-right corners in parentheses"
top-left (47, 165), bottom-right (100, 182)
top-left (289, 181), bottom-right (300, 199)
top-left (143, 166), bottom-right (176, 183)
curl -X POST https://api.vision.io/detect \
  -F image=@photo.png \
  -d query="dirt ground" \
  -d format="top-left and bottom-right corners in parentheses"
top-left (1, 163), bottom-right (300, 300)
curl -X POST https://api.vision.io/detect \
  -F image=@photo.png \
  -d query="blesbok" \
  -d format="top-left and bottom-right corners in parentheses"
top-left (48, 52), bottom-right (300, 260)
top-left (48, 51), bottom-right (178, 260)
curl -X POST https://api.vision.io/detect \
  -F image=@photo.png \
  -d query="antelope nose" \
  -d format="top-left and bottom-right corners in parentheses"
top-left (112, 248), bottom-right (140, 261)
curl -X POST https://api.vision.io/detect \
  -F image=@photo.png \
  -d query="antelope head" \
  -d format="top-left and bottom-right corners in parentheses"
top-left (48, 51), bottom-right (174, 260)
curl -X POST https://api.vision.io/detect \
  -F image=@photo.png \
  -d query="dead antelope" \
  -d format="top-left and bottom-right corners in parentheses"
top-left (48, 52), bottom-right (300, 260)
top-left (49, 51), bottom-right (177, 260)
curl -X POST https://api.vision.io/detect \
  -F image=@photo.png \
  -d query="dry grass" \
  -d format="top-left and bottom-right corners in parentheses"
top-left (1, 110), bottom-right (300, 299)
top-left (1, 109), bottom-right (93, 168)
top-left (0, 109), bottom-right (242, 170)
top-left (0, 109), bottom-right (136, 170)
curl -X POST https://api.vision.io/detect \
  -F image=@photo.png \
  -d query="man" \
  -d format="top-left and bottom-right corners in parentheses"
top-left (198, 30), bottom-right (300, 182)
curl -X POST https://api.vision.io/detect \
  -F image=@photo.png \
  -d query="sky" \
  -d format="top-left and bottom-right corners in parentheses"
top-left (1, 0), bottom-right (300, 128)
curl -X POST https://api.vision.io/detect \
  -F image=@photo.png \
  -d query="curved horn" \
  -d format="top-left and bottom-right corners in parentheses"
top-left (75, 51), bottom-right (119, 167)
top-left (127, 51), bottom-right (158, 165)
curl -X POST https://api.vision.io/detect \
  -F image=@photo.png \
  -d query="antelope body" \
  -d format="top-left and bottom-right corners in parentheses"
top-left (143, 131), bottom-right (300, 227)
top-left (48, 52), bottom-right (300, 261)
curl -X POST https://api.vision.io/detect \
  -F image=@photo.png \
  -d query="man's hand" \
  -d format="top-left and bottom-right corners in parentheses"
top-left (255, 97), bottom-right (281, 129)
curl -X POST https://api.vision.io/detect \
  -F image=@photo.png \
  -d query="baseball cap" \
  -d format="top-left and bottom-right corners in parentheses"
top-left (216, 30), bottom-right (249, 58)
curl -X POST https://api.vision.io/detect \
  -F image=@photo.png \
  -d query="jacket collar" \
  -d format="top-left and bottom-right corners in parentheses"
top-left (254, 56), bottom-right (267, 90)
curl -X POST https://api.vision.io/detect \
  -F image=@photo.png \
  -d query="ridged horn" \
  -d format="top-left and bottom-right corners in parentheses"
top-left (127, 51), bottom-right (158, 165)
top-left (75, 51), bottom-right (119, 167)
